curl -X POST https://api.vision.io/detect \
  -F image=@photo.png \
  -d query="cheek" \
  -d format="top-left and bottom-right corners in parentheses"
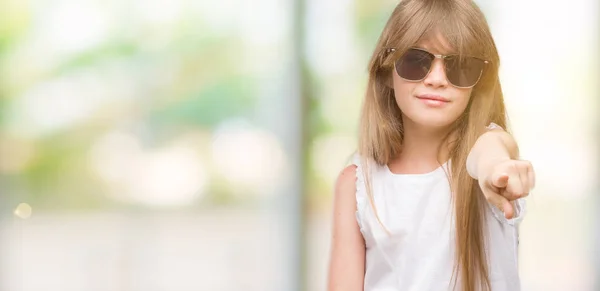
top-left (392, 71), bottom-right (417, 105)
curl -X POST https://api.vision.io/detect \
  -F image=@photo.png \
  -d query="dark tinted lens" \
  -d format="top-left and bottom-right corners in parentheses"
top-left (395, 49), bottom-right (433, 81)
top-left (444, 56), bottom-right (485, 87)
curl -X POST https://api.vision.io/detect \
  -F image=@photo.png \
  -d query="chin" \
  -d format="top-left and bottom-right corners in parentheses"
top-left (420, 120), bottom-right (455, 129)
top-left (405, 113), bottom-right (458, 129)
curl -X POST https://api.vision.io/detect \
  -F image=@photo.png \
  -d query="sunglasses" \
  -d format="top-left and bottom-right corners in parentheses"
top-left (387, 47), bottom-right (489, 88)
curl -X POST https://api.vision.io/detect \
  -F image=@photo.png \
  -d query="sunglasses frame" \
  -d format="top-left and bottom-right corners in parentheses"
top-left (386, 47), bottom-right (489, 88)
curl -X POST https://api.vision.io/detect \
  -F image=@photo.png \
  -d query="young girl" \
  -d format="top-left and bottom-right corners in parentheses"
top-left (327, 1), bottom-right (535, 291)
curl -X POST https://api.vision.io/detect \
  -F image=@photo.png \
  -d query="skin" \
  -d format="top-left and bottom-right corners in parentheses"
top-left (327, 32), bottom-right (535, 291)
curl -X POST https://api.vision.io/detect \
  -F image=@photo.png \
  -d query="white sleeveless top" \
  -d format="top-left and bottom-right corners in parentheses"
top-left (352, 154), bottom-right (525, 291)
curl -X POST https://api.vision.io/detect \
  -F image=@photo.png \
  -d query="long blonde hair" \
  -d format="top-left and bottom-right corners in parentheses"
top-left (358, 0), bottom-right (507, 290)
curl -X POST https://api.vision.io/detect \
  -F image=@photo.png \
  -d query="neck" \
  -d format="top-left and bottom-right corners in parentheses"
top-left (389, 116), bottom-right (454, 173)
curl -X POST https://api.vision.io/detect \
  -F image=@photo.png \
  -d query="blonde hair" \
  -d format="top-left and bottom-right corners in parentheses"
top-left (358, 0), bottom-right (507, 290)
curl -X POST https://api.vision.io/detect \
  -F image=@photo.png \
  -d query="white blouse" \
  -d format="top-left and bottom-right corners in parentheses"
top-left (353, 154), bottom-right (526, 291)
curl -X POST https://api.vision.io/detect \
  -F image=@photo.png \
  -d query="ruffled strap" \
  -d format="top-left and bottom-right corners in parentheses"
top-left (486, 122), bottom-right (502, 131)
top-left (351, 153), bottom-right (368, 232)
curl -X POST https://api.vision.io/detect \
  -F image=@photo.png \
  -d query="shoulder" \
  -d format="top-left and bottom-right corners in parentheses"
top-left (331, 164), bottom-right (359, 216)
top-left (334, 165), bottom-right (357, 199)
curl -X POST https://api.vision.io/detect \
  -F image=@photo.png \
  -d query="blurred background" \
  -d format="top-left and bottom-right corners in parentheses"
top-left (0, 0), bottom-right (598, 290)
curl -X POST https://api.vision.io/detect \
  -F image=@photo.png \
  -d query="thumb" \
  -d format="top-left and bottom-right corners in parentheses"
top-left (492, 173), bottom-right (509, 188)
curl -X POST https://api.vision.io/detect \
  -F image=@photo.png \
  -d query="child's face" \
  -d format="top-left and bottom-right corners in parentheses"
top-left (391, 32), bottom-right (473, 129)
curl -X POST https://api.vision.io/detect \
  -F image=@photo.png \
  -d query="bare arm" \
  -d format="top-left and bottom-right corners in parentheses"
top-left (327, 165), bottom-right (365, 291)
top-left (466, 127), bottom-right (519, 177)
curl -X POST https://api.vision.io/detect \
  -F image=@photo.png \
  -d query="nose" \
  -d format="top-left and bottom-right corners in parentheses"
top-left (423, 58), bottom-right (448, 88)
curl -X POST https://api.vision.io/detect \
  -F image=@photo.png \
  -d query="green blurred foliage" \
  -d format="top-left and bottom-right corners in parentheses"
top-left (0, 0), bottom-right (400, 211)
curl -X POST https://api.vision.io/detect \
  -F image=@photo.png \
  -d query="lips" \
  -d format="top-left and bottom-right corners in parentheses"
top-left (416, 94), bottom-right (450, 102)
